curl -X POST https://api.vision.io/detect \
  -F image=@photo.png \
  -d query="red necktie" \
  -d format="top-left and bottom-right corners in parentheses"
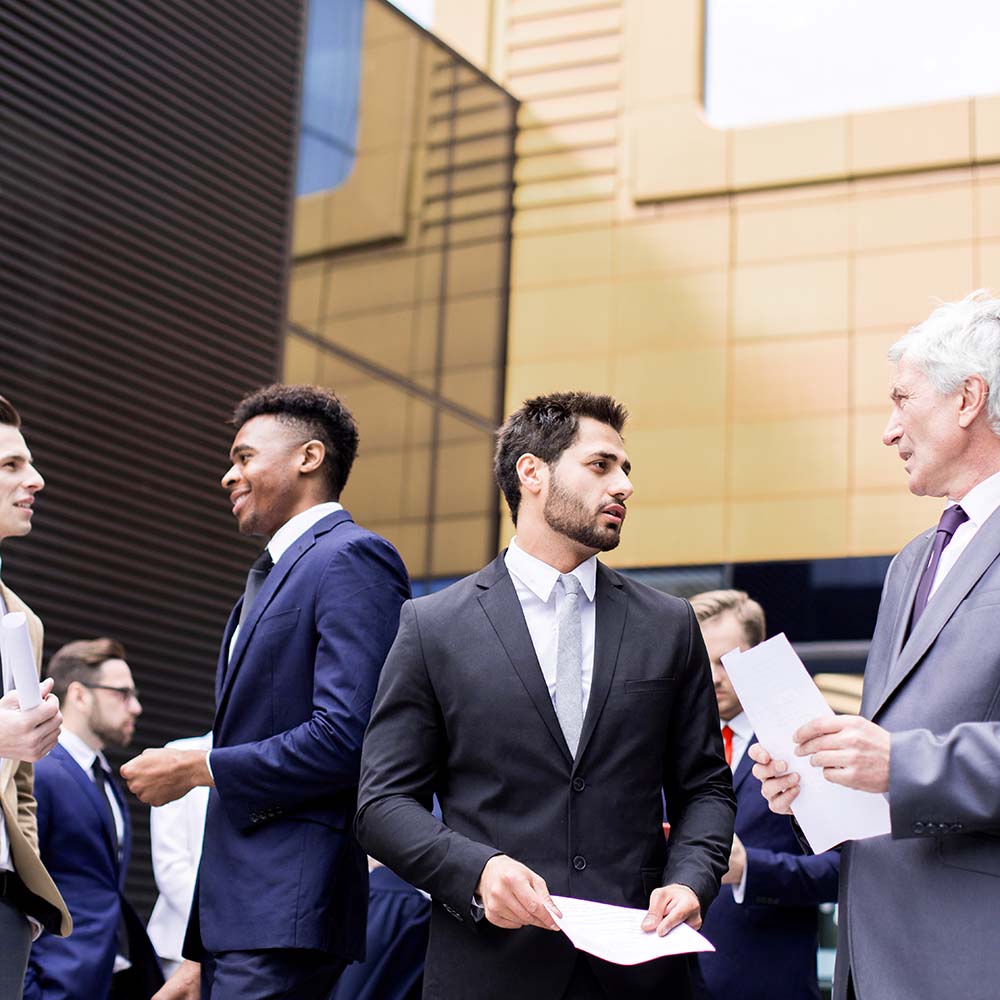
top-left (721, 724), bottom-right (734, 767)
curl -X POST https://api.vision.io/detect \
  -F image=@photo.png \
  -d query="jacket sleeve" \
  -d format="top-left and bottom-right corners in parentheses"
top-left (356, 600), bottom-right (500, 925)
top-left (210, 536), bottom-right (410, 830)
top-left (742, 845), bottom-right (840, 906)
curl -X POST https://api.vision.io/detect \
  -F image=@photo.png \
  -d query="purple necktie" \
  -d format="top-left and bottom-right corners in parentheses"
top-left (910, 504), bottom-right (969, 629)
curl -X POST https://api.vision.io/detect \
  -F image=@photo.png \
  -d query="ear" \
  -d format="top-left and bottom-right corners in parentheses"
top-left (298, 439), bottom-right (326, 475)
top-left (515, 452), bottom-right (548, 500)
top-left (957, 374), bottom-right (989, 429)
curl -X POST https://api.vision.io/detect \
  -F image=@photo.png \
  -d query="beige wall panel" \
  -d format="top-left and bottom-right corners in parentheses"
top-left (400, 396), bottom-right (438, 450)
top-left (430, 515), bottom-right (492, 575)
top-left (292, 193), bottom-right (327, 257)
top-left (428, 105), bottom-right (516, 145)
top-left (436, 411), bottom-right (495, 446)
top-left (357, 35), bottom-right (418, 154)
top-left (977, 239), bottom-right (1000, 289)
top-left (432, 0), bottom-right (493, 66)
top-left (625, 0), bottom-right (701, 106)
top-left (853, 329), bottom-right (897, 409)
top-left (735, 194), bottom-right (849, 264)
top-left (365, 0), bottom-right (412, 43)
top-left (320, 308), bottom-right (416, 376)
top-left (616, 209), bottom-right (730, 275)
top-left (337, 382), bottom-right (411, 452)
top-left (732, 259), bottom-right (849, 338)
top-left (447, 241), bottom-right (508, 296)
top-left (508, 61), bottom-right (620, 101)
top-left (440, 365), bottom-right (501, 420)
top-left (512, 226), bottom-right (614, 287)
top-left (515, 145), bottom-right (618, 184)
top-left (374, 520), bottom-right (427, 578)
top-left (849, 492), bottom-right (940, 556)
top-left (325, 255), bottom-right (417, 315)
top-left (506, 34), bottom-right (622, 76)
top-left (415, 252), bottom-right (445, 302)
top-left (401, 445), bottom-right (432, 519)
top-left (283, 334), bottom-right (321, 384)
top-left (974, 95), bottom-right (1000, 161)
top-left (625, 424), bottom-right (726, 502)
top-left (509, 7), bottom-right (623, 46)
top-left (852, 410), bottom-right (901, 492)
top-left (849, 100), bottom-right (972, 176)
top-left (730, 416), bottom-right (848, 497)
top-left (442, 295), bottom-right (503, 368)
top-left (344, 449), bottom-right (405, 521)
top-left (853, 183), bottom-right (974, 252)
top-left (519, 91), bottom-right (621, 128)
top-left (610, 501), bottom-right (726, 567)
top-left (518, 119), bottom-right (619, 156)
top-left (614, 347), bottom-right (726, 428)
top-left (505, 358), bottom-right (616, 406)
top-left (613, 271), bottom-right (727, 351)
top-left (318, 350), bottom-right (370, 390)
top-left (424, 188), bottom-right (512, 225)
top-left (732, 336), bottom-right (848, 420)
top-left (853, 245), bottom-right (975, 331)
top-left (630, 105), bottom-right (727, 201)
top-left (515, 174), bottom-right (617, 208)
top-left (427, 136), bottom-right (514, 171)
top-left (321, 148), bottom-right (410, 248)
top-left (729, 496), bottom-right (848, 562)
top-left (510, 0), bottom-right (623, 20)
top-left (508, 283), bottom-right (613, 359)
top-left (288, 262), bottom-right (325, 328)
top-left (433, 439), bottom-right (496, 516)
top-left (513, 199), bottom-right (617, 234)
top-left (978, 178), bottom-right (1000, 239)
top-left (424, 161), bottom-right (512, 201)
top-left (731, 117), bottom-right (848, 190)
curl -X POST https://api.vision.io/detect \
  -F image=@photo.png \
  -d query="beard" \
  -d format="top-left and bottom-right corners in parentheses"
top-left (90, 707), bottom-right (134, 750)
top-left (543, 475), bottom-right (622, 552)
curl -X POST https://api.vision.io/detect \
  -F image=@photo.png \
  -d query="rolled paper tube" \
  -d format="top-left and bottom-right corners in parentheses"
top-left (1, 612), bottom-right (42, 710)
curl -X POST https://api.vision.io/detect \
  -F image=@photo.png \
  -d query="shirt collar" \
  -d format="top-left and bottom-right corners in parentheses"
top-left (505, 537), bottom-right (597, 603)
top-left (722, 710), bottom-right (751, 741)
top-left (266, 502), bottom-right (343, 565)
top-left (58, 727), bottom-right (109, 774)
top-left (949, 468), bottom-right (1000, 529)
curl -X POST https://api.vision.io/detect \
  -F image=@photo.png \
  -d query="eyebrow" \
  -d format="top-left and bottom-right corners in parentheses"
top-left (592, 451), bottom-right (631, 476)
top-left (0, 452), bottom-right (28, 464)
top-left (229, 445), bottom-right (254, 461)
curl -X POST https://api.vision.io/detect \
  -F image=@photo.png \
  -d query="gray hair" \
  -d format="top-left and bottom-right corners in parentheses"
top-left (888, 290), bottom-right (1000, 436)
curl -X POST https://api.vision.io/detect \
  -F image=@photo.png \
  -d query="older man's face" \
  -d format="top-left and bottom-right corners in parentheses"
top-left (883, 356), bottom-right (964, 497)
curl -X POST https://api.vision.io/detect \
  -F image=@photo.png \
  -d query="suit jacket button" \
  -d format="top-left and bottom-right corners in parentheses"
top-left (913, 822), bottom-right (925, 834)
top-left (573, 855), bottom-right (587, 871)
top-left (572, 777), bottom-right (586, 792)
top-left (951, 823), bottom-right (963, 833)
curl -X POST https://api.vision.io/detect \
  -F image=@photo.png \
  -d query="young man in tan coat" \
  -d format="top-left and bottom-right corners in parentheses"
top-left (0, 395), bottom-right (72, 998)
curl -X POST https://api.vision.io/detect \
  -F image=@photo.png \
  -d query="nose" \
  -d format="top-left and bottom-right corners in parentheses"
top-left (882, 409), bottom-right (902, 447)
top-left (131, 694), bottom-right (142, 716)
top-left (710, 662), bottom-right (725, 685)
top-left (221, 463), bottom-right (239, 489)
top-left (24, 463), bottom-right (44, 492)
top-left (612, 469), bottom-right (634, 502)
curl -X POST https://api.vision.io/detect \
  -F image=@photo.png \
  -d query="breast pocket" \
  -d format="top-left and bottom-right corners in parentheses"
top-left (624, 679), bottom-right (674, 695)
top-left (257, 608), bottom-right (300, 635)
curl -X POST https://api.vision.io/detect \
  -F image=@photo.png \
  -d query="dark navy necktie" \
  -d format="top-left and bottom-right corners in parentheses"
top-left (238, 548), bottom-right (274, 628)
top-left (910, 504), bottom-right (969, 629)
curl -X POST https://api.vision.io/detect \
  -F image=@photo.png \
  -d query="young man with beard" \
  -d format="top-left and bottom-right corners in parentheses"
top-left (25, 638), bottom-right (163, 1000)
top-left (357, 392), bottom-right (736, 1000)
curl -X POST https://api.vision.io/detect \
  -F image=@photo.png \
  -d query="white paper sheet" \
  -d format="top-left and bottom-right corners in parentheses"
top-left (721, 633), bottom-right (891, 853)
top-left (548, 895), bottom-right (714, 965)
top-left (0, 612), bottom-right (42, 710)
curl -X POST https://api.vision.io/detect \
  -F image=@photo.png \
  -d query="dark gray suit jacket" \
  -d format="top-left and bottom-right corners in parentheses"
top-left (357, 553), bottom-right (735, 1000)
top-left (838, 506), bottom-right (1000, 1000)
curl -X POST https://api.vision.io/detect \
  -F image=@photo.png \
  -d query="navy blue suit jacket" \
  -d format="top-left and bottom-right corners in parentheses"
top-left (697, 737), bottom-right (840, 1000)
top-left (187, 509), bottom-right (409, 961)
top-left (25, 744), bottom-right (162, 999)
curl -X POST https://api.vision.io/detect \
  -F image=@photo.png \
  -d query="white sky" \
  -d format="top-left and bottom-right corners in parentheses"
top-left (706, 0), bottom-right (1000, 127)
top-left (388, 0), bottom-right (434, 28)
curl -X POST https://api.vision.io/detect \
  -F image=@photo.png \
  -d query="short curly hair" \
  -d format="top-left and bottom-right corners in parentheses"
top-left (494, 391), bottom-right (628, 524)
top-left (0, 395), bottom-right (21, 428)
top-left (233, 384), bottom-right (359, 498)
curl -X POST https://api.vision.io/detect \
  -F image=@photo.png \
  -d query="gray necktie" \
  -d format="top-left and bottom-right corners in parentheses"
top-left (556, 573), bottom-right (584, 757)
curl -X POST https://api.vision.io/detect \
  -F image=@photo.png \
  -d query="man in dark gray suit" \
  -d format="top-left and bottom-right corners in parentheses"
top-left (752, 290), bottom-right (1000, 1000)
top-left (357, 392), bottom-right (735, 1000)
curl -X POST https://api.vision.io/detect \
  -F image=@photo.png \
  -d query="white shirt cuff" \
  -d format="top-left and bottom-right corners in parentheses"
top-left (204, 750), bottom-right (214, 781)
top-left (731, 859), bottom-right (748, 904)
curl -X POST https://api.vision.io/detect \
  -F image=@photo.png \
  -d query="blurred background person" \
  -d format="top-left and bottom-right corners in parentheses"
top-left (25, 638), bottom-right (163, 1000)
top-left (146, 732), bottom-right (212, 980)
top-left (691, 590), bottom-right (839, 1000)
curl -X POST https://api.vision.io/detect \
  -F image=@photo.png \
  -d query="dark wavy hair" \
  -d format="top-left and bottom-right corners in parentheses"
top-left (494, 391), bottom-right (628, 524)
top-left (47, 638), bottom-right (127, 703)
top-left (233, 384), bottom-right (359, 499)
top-left (0, 395), bottom-right (21, 427)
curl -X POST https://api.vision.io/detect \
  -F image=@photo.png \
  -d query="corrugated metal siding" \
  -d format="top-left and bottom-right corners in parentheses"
top-left (1, 0), bottom-right (305, 916)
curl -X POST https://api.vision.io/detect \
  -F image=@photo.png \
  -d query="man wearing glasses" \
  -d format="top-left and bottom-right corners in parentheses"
top-left (24, 639), bottom-right (163, 1000)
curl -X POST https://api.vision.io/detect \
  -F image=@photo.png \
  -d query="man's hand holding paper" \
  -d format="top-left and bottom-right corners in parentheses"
top-left (0, 676), bottom-right (60, 761)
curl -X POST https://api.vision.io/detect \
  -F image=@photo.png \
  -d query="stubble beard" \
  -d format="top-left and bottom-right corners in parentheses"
top-left (543, 477), bottom-right (622, 553)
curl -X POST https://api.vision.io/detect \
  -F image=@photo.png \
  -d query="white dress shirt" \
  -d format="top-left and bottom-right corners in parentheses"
top-left (504, 538), bottom-right (597, 715)
top-left (723, 712), bottom-right (753, 904)
top-left (929, 468), bottom-right (1000, 598)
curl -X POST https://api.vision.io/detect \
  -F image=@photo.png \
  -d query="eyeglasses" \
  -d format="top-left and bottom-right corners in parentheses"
top-left (80, 682), bottom-right (140, 703)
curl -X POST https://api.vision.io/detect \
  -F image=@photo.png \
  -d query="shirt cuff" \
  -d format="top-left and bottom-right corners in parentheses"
top-left (731, 859), bottom-right (748, 904)
top-left (204, 750), bottom-right (214, 781)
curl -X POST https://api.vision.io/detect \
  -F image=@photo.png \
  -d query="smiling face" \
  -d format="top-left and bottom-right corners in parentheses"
top-left (699, 611), bottom-right (749, 722)
top-left (541, 417), bottom-right (633, 555)
top-left (222, 415), bottom-right (316, 538)
top-left (0, 424), bottom-right (44, 543)
top-left (883, 355), bottom-right (965, 497)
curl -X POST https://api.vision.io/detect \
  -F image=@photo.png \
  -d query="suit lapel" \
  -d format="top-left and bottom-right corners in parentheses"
top-left (0, 583), bottom-right (40, 790)
top-left (54, 745), bottom-right (119, 868)
top-left (574, 563), bottom-right (626, 767)
top-left (476, 555), bottom-right (573, 764)
top-left (732, 737), bottom-right (755, 793)
top-left (873, 508), bottom-right (1000, 717)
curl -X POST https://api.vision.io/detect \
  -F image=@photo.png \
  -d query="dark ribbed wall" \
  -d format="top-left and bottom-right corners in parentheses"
top-left (1, 0), bottom-right (305, 915)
